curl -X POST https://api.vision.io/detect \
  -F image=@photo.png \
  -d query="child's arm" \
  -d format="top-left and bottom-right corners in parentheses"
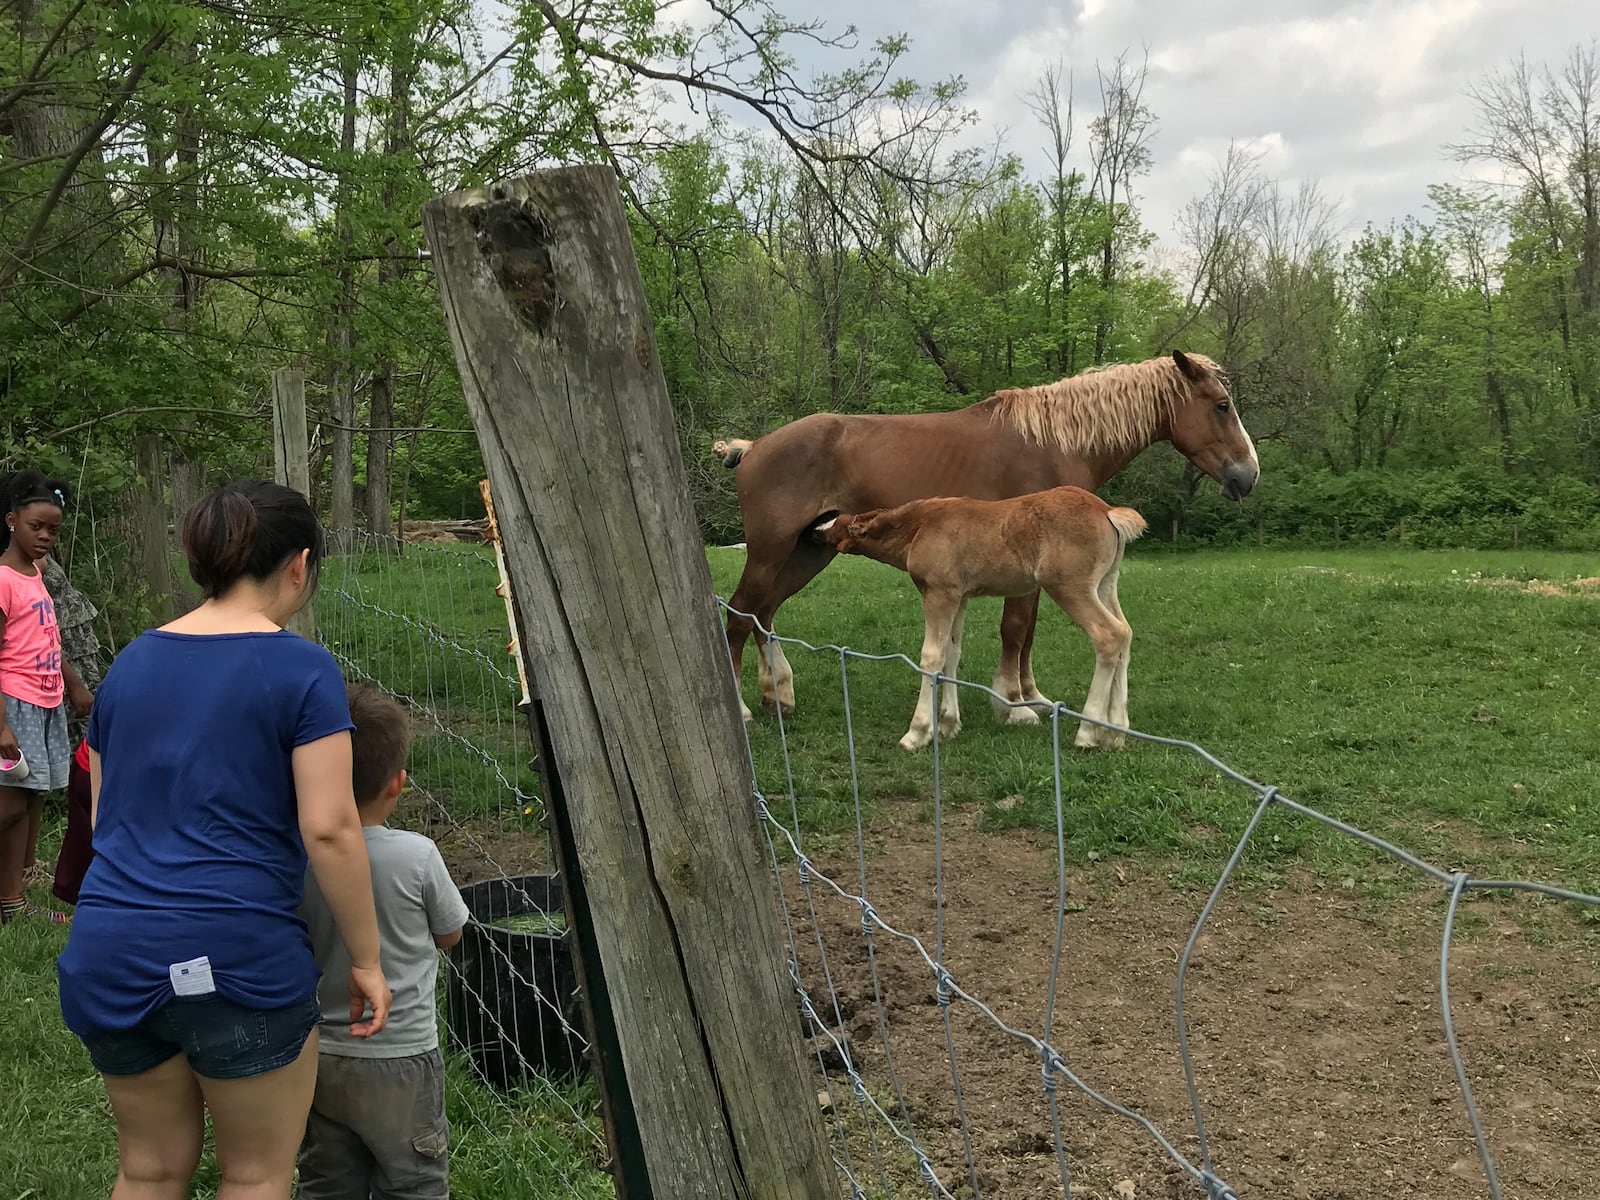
top-left (62, 657), bottom-right (92, 716)
top-left (422, 843), bottom-right (471, 954)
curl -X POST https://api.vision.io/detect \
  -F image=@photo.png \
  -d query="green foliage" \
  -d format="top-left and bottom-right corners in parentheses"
top-left (1127, 459), bottom-right (1600, 551)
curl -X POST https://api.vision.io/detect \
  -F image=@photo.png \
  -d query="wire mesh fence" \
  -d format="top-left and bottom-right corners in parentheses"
top-left (318, 528), bottom-right (611, 1198)
top-left (727, 604), bottom-right (1600, 1200)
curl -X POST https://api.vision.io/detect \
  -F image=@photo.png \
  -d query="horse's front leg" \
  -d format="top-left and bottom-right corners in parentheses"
top-left (758, 636), bottom-right (795, 717)
top-left (991, 591), bottom-right (1042, 726)
top-left (901, 589), bottom-right (961, 752)
top-left (1016, 589), bottom-right (1053, 712)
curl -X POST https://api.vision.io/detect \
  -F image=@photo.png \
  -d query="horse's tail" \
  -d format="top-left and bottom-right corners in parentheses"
top-left (711, 438), bottom-right (753, 469)
top-left (1106, 506), bottom-right (1147, 547)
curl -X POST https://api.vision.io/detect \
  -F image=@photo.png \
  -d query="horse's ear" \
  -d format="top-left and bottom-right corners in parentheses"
top-left (1172, 350), bottom-right (1203, 382)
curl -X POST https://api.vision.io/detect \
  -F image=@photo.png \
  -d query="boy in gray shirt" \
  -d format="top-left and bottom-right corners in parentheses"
top-left (298, 684), bottom-right (470, 1200)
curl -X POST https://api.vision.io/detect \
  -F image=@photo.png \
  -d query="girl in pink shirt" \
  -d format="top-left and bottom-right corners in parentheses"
top-left (0, 471), bottom-right (92, 924)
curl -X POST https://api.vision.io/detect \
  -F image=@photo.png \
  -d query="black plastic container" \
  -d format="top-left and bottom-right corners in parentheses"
top-left (445, 874), bottom-right (588, 1090)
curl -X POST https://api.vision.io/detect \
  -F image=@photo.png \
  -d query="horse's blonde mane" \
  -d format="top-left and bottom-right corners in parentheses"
top-left (988, 354), bottom-right (1221, 457)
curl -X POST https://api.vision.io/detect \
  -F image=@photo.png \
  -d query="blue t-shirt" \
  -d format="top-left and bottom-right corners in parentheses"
top-left (57, 630), bottom-right (354, 1040)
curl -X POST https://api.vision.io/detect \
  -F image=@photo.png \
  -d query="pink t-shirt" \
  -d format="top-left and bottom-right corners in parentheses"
top-left (0, 563), bottom-right (64, 708)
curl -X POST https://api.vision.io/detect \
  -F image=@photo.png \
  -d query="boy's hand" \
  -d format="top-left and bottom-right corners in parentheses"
top-left (348, 963), bottom-right (392, 1038)
top-left (68, 682), bottom-right (93, 718)
top-left (0, 725), bottom-right (18, 762)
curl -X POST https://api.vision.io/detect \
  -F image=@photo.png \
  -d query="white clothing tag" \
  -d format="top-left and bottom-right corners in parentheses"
top-left (169, 956), bottom-right (217, 997)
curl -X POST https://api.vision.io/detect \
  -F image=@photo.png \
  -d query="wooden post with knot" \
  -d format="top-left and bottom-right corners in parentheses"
top-left (420, 166), bottom-right (834, 1199)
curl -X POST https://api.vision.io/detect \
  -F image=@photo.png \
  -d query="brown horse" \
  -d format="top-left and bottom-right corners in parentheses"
top-left (715, 350), bottom-right (1257, 723)
top-left (815, 488), bottom-right (1146, 752)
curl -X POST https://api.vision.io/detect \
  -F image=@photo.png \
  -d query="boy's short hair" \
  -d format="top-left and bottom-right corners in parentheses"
top-left (347, 683), bottom-right (412, 806)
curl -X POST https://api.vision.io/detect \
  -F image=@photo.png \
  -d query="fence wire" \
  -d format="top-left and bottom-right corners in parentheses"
top-left (722, 601), bottom-right (1600, 1200)
top-left (319, 528), bottom-right (607, 1198)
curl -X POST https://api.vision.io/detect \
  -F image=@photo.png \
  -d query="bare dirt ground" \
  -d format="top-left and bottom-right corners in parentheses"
top-left (789, 801), bottom-right (1600, 1199)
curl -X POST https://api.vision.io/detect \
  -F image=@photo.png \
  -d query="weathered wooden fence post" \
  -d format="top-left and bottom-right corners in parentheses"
top-left (271, 367), bottom-right (317, 640)
top-left (421, 166), bottom-right (835, 1199)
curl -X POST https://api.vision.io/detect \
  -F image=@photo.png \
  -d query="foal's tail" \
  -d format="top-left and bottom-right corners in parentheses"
top-left (1106, 506), bottom-right (1147, 547)
top-left (711, 438), bottom-right (753, 468)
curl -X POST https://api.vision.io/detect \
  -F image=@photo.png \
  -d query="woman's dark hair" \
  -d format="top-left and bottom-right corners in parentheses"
top-left (180, 480), bottom-right (326, 600)
top-left (0, 469), bottom-right (70, 553)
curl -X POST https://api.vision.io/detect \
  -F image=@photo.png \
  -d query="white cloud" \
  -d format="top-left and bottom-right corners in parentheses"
top-left (734, 0), bottom-right (1590, 244)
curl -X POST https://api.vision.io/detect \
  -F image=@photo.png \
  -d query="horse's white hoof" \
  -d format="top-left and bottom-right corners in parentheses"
top-left (899, 729), bottom-right (931, 752)
top-left (938, 716), bottom-right (962, 740)
top-left (1001, 705), bottom-right (1041, 727)
top-left (740, 701), bottom-right (754, 723)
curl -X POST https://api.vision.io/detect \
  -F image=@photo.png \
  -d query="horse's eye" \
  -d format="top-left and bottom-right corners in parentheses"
top-left (1215, 400), bottom-right (1231, 414)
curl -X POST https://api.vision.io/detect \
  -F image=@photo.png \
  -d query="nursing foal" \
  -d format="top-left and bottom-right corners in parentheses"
top-left (816, 487), bottom-right (1146, 752)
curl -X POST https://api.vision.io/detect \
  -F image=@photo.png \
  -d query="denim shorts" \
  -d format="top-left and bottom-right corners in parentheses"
top-left (82, 992), bottom-right (322, 1080)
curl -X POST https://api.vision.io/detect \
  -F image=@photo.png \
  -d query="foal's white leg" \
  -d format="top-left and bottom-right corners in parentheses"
top-left (1046, 584), bottom-right (1130, 751)
top-left (1099, 566), bottom-right (1132, 737)
top-left (938, 599), bottom-right (968, 740)
top-left (901, 591), bottom-right (960, 752)
top-left (1074, 641), bottom-right (1123, 750)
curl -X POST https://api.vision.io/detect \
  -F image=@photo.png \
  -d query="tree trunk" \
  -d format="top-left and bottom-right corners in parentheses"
top-left (327, 55), bottom-right (359, 546)
top-left (272, 369), bottom-right (316, 639)
top-left (135, 434), bottom-right (175, 620)
top-left (365, 46), bottom-right (415, 539)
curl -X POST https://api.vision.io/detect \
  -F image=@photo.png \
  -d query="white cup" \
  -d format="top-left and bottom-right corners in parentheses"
top-left (0, 748), bottom-right (29, 783)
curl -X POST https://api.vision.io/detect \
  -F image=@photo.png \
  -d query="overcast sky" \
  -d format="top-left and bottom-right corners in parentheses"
top-left (652, 0), bottom-right (1593, 251)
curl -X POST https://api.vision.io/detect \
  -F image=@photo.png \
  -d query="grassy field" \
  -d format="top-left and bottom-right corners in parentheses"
top-left (712, 545), bottom-right (1600, 889)
top-left (6, 542), bottom-right (1598, 1197)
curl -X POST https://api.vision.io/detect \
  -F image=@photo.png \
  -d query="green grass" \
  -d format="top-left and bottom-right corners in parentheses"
top-left (321, 543), bottom-right (542, 823)
top-left (711, 546), bottom-right (1600, 887)
top-left (0, 915), bottom-right (612, 1199)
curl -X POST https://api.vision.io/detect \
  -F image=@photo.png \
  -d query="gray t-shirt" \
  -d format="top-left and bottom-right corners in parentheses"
top-left (302, 825), bottom-right (470, 1059)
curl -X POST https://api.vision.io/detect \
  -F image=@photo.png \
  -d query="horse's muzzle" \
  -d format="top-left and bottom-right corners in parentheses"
top-left (1221, 462), bottom-right (1258, 501)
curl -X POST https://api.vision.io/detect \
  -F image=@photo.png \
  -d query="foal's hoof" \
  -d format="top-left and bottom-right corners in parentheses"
top-left (761, 697), bottom-right (795, 718)
top-left (898, 728), bottom-right (932, 753)
top-left (938, 716), bottom-right (962, 740)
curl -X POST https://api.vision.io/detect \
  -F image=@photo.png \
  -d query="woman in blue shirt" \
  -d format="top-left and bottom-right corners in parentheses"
top-left (58, 481), bottom-right (391, 1199)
